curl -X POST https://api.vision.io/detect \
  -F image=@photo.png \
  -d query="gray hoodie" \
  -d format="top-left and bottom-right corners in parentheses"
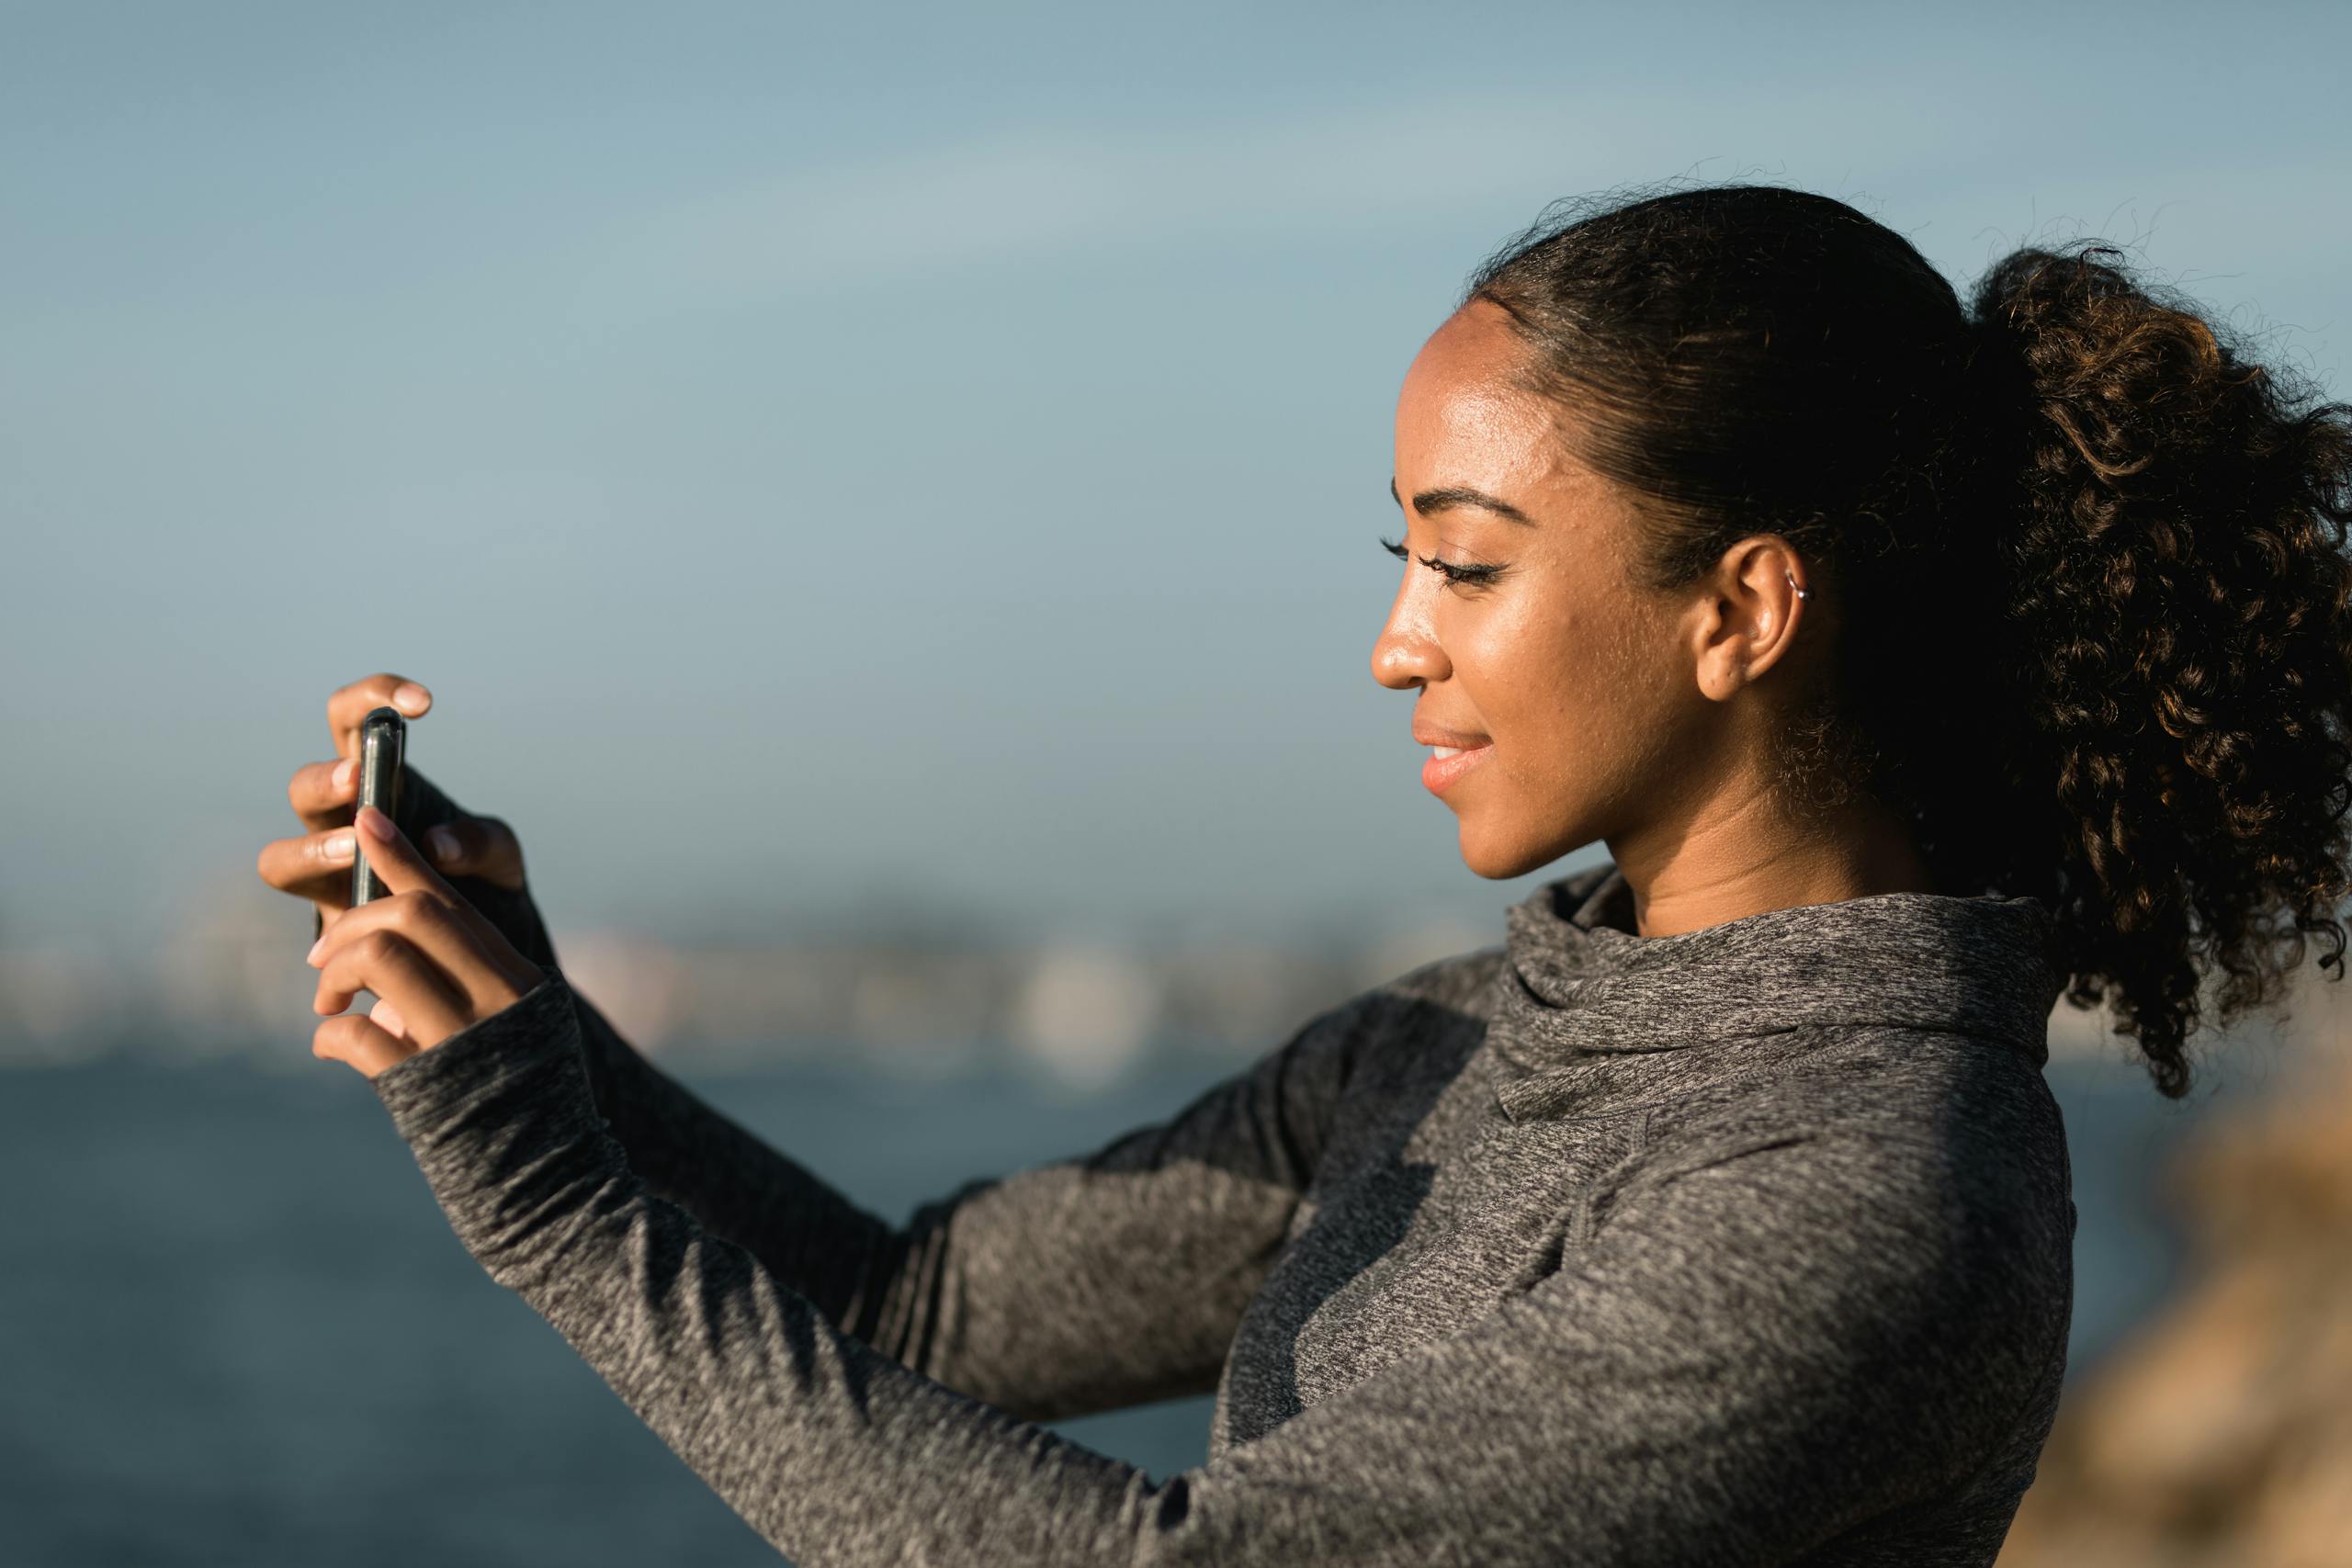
top-left (369, 776), bottom-right (2073, 1566)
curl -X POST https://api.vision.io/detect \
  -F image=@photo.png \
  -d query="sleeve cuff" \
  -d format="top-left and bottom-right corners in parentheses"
top-left (368, 964), bottom-right (594, 1166)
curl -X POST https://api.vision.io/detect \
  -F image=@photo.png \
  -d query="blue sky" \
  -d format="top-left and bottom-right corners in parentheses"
top-left (5, 0), bottom-right (2346, 954)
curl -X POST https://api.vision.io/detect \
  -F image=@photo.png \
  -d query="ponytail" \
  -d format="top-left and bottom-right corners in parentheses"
top-left (1967, 243), bottom-right (2352, 1098)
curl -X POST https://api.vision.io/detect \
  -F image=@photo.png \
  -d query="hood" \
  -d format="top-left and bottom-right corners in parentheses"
top-left (1484, 861), bottom-right (2065, 1122)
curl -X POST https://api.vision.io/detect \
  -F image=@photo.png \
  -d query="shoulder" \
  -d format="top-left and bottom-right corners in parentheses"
top-left (1351, 942), bottom-right (1510, 1078)
top-left (1254, 943), bottom-right (1508, 1115)
top-left (1276, 942), bottom-right (1509, 1058)
top-left (1368, 942), bottom-right (1510, 1017)
top-left (1623, 1027), bottom-right (2074, 1351)
top-left (1641, 1010), bottom-right (2052, 1135)
top-left (1641, 1026), bottom-right (2068, 1212)
top-left (1198, 944), bottom-right (1505, 1177)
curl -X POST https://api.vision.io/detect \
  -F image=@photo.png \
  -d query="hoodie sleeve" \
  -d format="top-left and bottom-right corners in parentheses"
top-left (369, 968), bottom-right (2061, 1566)
top-left (382, 767), bottom-right (1361, 1416)
top-left (376, 962), bottom-right (1364, 1425)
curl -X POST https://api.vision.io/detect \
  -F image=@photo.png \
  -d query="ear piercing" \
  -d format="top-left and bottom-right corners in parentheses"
top-left (1786, 569), bottom-right (1810, 602)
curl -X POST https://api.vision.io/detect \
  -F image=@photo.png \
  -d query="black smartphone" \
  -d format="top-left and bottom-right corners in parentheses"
top-left (351, 705), bottom-right (406, 907)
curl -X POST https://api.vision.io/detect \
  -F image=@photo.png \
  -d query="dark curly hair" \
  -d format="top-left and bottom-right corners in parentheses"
top-left (1461, 179), bottom-right (2352, 1100)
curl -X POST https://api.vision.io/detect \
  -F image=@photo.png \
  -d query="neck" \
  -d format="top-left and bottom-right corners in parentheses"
top-left (1606, 795), bottom-right (1938, 940)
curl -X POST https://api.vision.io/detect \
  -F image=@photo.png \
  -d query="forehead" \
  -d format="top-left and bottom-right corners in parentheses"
top-left (1396, 301), bottom-right (1572, 492)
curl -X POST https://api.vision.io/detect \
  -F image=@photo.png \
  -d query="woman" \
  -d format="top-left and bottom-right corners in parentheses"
top-left (258, 182), bottom-right (2352, 1564)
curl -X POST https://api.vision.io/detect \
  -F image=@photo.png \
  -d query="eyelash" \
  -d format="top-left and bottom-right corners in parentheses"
top-left (1380, 535), bottom-right (1506, 589)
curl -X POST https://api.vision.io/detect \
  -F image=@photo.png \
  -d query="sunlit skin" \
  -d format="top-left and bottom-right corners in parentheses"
top-left (1372, 298), bottom-right (1941, 939)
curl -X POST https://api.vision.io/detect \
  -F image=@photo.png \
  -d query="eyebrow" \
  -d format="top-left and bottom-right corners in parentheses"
top-left (1390, 477), bottom-right (1538, 527)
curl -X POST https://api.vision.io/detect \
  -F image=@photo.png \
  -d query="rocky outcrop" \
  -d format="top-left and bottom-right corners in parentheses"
top-left (1996, 1047), bottom-right (2352, 1567)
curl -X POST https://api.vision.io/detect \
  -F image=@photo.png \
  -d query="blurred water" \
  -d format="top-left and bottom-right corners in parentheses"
top-left (0, 1048), bottom-right (2239, 1567)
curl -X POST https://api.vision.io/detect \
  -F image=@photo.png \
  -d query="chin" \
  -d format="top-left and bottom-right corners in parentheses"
top-left (1454, 817), bottom-right (1561, 882)
top-left (1452, 787), bottom-right (1596, 880)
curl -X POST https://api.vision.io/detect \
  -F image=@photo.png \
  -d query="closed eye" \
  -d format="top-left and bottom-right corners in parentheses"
top-left (1380, 535), bottom-right (1506, 588)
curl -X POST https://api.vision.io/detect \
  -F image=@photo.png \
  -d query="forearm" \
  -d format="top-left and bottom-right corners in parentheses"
top-left (420, 971), bottom-right (1333, 1422)
top-left (370, 972), bottom-right (1183, 1566)
top-left (565, 987), bottom-right (915, 1340)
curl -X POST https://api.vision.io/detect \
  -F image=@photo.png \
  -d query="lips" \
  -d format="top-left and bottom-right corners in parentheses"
top-left (1420, 738), bottom-right (1496, 799)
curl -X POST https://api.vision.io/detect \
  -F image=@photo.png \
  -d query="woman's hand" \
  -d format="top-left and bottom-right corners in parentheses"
top-left (305, 803), bottom-right (546, 1078)
top-left (255, 671), bottom-right (530, 936)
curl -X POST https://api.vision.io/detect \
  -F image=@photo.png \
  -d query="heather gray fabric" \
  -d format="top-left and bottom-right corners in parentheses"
top-left (366, 774), bottom-right (2074, 1565)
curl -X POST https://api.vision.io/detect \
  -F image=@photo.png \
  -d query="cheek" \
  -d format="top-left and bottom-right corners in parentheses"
top-left (1495, 608), bottom-right (1669, 804)
top-left (1461, 603), bottom-right (1597, 745)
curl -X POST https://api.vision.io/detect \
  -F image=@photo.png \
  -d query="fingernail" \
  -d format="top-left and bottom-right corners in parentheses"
top-left (392, 682), bottom-right (429, 713)
top-left (427, 826), bottom-right (461, 863)
top-left (322, 833), bottom-right (354, 863)
top-left (306, 935), bottom-right (325, 965)
top-left (332, 759), bottom-right (355, 789)
top-left (358, 805), bottom-right (396, 841)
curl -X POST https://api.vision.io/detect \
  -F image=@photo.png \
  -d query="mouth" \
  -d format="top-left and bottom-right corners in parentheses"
top-left (1412, 721), bottom-right (1492, 750)
top-left (1419, 738), bottom-right (1494, 795)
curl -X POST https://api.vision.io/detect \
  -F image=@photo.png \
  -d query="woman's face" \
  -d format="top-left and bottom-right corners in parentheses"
top-left (1372, 299), bottom-right (1712, 881)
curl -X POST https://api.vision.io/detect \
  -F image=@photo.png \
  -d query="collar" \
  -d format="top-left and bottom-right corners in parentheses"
top-left (1484, 861), bottom-right (2064, 1122)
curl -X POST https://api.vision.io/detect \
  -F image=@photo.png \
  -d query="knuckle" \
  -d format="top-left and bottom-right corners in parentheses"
top-left (407, 897), bottom-right (457, 935)
top-left (356, 929), bottom-right (405, 965)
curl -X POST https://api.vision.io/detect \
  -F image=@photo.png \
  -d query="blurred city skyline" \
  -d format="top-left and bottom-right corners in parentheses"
top-left (6, 2), bottom-right (2346, 979)
top-left (9, 861), bottom-right (2347, 1096)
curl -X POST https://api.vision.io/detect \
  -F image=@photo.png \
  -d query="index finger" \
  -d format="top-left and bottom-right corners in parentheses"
top-left (343, 805), bottom-right (537, 993)
top-left (350, 803), bottom-right (454, 903)
top-left (327, 673), bottom-right (433, 759)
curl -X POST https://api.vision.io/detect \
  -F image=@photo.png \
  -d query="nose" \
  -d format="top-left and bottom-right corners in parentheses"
top-left (1371, 574), bottom-right (1449, 692)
